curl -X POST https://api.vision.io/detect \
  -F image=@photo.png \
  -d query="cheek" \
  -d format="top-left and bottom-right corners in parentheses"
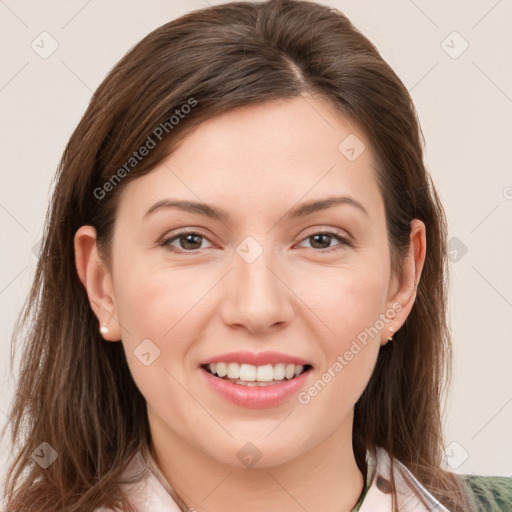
top-left (295, 257), bottom-right (390, 345)
top-left (291, 258), bottom-right (389, 407)
top-left (109, 252), bottom-right (203, 394)
top-left (113, 252), bottom-right (210, 346)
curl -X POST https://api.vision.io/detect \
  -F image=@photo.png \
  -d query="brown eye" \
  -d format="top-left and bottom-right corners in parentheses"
top-left (159, 231), bottom-right (212, 252)
top-left (309, 233), bottom-right (334, 249)
top-left (177, 233), bottom-right (203, 250)
top-left (297, 231), bottom-right (351, 252)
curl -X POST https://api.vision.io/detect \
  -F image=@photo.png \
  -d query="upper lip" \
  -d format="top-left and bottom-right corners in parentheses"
top-left (200, 351), bottom-right (312, 367)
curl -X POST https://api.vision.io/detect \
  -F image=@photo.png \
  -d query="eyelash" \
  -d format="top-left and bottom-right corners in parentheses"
top-left (158, 229), bottom-right (352, 254)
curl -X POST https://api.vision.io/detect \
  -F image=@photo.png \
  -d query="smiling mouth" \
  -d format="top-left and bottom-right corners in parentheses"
top-left (201, 362), bottom-right (313, 387)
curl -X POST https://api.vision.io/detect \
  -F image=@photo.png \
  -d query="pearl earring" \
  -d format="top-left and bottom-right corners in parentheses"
top-left (100, 325), bottom-right (109, 335)
top-left (388, 326), bottom-right (394, 342)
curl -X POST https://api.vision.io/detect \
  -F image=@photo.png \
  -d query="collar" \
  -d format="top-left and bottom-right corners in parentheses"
top-left (116, 445), bottom-right (450, 512)
top-left (359, 447), bottom-right (450, 511)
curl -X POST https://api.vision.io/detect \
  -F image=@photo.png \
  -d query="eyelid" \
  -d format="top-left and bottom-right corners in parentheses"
top-left (158, 226), bottom-right (353, 252)
top-left (158, 228), bottom-right (215, 249)
top-left (299, 226), bottom-right (353, 243)
top-left (295, 227), bottom-right (353, 251)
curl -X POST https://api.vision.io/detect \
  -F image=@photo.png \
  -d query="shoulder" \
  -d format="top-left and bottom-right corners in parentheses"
top-left (93, 449), bottom-right (183, 512)
top-left (361, 447), bottom-right (452, 511)
top-left (366, 448), bottom-right (512, 512)
top-left (459, 474), bottom-right (512, 511)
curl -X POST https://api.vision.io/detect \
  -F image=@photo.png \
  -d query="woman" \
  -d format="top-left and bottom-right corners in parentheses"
top-left (3, 0), bottom-right (511, 510)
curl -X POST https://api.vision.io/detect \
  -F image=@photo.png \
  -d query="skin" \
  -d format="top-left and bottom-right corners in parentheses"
top-left (75, 94), bottom-right (426, 512)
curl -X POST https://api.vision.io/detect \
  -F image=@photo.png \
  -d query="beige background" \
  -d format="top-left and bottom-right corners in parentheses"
top-left (1, 0), bottom-right (511, 494)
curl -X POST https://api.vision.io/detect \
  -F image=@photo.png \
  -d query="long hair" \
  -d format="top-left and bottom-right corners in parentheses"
top-left (3, 1), bottom-right (472, 510)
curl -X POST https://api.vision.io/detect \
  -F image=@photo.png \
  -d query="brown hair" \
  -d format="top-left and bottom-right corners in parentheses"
top-left (2, 1), bottom-right (472, 510)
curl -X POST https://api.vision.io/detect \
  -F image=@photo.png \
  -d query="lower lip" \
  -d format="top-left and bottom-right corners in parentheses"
top-left (200, 367), bottom-right (312, 409)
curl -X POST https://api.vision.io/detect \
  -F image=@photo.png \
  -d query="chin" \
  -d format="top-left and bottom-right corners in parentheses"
top-left (203, 433), bottom-right (313, 470)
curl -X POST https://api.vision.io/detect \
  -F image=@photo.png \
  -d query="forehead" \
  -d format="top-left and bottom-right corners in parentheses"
top-left (118, 95), bottom-right (383, 224)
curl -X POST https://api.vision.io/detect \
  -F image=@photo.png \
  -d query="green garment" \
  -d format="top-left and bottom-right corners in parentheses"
top-left (461, 475), bottom-right (512, 511)
top-left (349, 448), bottom-right (512, 511)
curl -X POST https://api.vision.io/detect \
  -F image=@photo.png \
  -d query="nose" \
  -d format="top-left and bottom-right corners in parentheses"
top-left (218, 244), bottom-right (294, 335)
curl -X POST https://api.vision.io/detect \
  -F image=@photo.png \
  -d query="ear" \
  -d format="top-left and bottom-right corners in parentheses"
top-left (74, 225), bottom-right (122, 342)
top-left (381, 219), bottom-right (426, 345)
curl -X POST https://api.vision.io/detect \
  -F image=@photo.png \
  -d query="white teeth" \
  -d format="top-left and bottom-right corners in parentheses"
top-left (273, 363), bottom-right (285, 380)
top-left (230, 379), bottom-right (282, 387)
top-left (239, 364), bottom-right (256, 381)
top-left (206, 362), bottom-right (308, 382)
top-left (216, 362), bottom-right (227, 377)
top-left (256, 364), bottom-right (274, 382)
top-left (227, 362), bottom-right (239, 379)
top-left (285, 364), bottom-right (295, 379)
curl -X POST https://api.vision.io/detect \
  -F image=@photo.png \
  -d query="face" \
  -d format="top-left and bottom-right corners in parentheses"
top-left (86, 95), bottom-right (414, 468)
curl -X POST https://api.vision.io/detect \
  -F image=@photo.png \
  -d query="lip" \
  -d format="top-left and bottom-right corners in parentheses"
top-left (200, 365), bottom-right (312, 409)
top-left (199, 350), bottom-right (312, 367)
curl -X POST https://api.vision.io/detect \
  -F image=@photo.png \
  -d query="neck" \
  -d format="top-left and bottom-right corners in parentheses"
top-left (148, 411), bottom-right (365, 512)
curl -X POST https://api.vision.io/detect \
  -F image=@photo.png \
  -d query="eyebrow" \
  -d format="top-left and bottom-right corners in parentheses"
top-left (143, 195), bottom-right (368, 222)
